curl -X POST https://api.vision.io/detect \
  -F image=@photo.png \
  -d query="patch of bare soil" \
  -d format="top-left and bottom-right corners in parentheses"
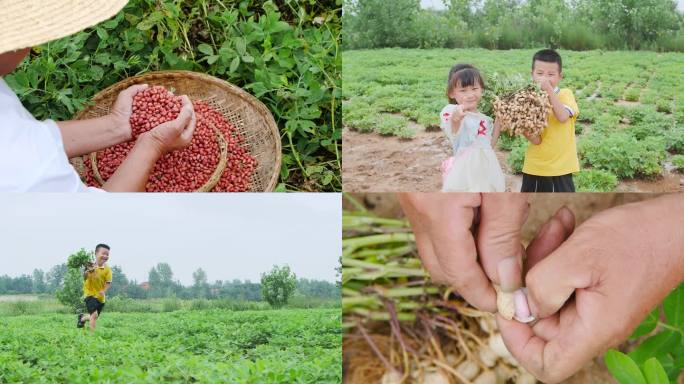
top-left (342, 128), bottom-right (521, 192)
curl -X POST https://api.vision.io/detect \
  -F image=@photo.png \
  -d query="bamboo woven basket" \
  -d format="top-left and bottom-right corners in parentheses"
top-left (70, 70), bottom-right (281, 191)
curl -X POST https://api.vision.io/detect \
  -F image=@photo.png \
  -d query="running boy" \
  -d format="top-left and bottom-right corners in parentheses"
top-left (521, 49), bottom-right (580, 192)
top-left (77, 244), bottom-right (112, 331)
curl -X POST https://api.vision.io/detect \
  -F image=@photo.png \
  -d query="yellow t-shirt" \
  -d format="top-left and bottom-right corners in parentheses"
top-left (522, 88), bottom-right (580, 176)
top-left (83, 265), bottom-right (112, 303)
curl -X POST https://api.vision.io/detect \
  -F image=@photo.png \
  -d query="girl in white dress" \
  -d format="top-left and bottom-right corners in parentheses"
top-left (440, 64), bottom-right (505, 192)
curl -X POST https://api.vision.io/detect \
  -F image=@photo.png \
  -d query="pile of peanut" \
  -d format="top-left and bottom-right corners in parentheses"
top-left (492, 85), bottom-right (551, 137)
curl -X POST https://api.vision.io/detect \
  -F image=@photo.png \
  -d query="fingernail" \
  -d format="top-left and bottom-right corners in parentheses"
top-left (497, 257), bottom-right (521, 292)
top-left (513, 288), bottom-right (534, 323)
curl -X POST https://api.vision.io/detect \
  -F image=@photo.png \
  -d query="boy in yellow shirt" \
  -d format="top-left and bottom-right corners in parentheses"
top-left (77, 244), bottom-right (112, 331)
top-left (521, 49), bottom-right (580, 192)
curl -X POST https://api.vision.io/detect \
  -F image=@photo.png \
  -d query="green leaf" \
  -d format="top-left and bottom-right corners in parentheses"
top-left (136, 18), bottom-right (156, 31)
top-left (663, 283), bottom-right (683, 330)
top-left (628, 331), bottom-right (681, 365)
top-left (197, 43), bottom-right (214, 56)
top-left (631, 308), bottom-right (660, 338)
top-left (96, 28), bottom-right (109, 40)
top-left (642, 358), bottom-right (669, 384)
top-left (234, 37), bottom-right (246, 56)
top-left (605, 349), bottom-right (647, 384)
top-left (229, 57), bottom-right (240, 73)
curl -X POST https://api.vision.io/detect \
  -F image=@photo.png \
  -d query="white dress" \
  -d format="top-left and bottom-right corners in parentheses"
top-left (440, 105), bottom-right (505, 192)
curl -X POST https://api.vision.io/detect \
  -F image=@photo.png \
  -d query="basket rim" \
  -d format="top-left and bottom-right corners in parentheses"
top-left (74, 70), bottom-right (281, 192)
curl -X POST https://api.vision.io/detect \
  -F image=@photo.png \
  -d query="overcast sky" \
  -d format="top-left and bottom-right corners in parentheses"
top-left (421, 0), bottom-right (684, 11)
top-left (0, 194), bottom-right (341, 285)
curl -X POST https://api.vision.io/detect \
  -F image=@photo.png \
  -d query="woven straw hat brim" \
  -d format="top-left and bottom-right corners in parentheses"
top-left (0, 0), bottom-right (128, 54)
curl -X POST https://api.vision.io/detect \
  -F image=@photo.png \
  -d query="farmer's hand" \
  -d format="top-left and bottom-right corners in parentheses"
top-left (497, 194), bottom-right (684, 383)
top-left (397, 193), bottom-right (529, 312)
top-left (140, 95), bottom-right (197, 155)
top-left (110, 84), bottom-right (149, 142)
top-left (99, 290), bottom-right (105, 298)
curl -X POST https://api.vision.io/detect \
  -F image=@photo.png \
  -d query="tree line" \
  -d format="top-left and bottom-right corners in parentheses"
top-left (0, 262), bottom-right (339, 301)
top-left (343, 0), bottom-right (684, 52)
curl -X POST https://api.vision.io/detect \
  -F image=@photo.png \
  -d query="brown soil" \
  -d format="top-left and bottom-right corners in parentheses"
top-left (615, 99), bottom-right (641, 107)
top-left (342, 128), bottom-right (684, 193)
top-left (342, 128), bottom-right (521, 192)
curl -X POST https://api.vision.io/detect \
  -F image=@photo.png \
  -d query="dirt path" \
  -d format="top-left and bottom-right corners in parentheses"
top-left (343, 128), bottom-right (683, 193)
top-left (342, 128), bottom-right (521, 192)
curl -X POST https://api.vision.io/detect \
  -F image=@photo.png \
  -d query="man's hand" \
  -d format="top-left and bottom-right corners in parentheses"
top-left (140, 95), bottom-right (197, 155)
top-left (56, 84), bottom-right (148, 158)
top-left (109, 84), bottom-right (149, 142)
top-left (397, 193), bottom-right (529, 312)
top-left (497, 196), bottom-right (684, 383)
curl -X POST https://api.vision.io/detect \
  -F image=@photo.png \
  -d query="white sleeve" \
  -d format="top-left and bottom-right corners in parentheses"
top-left (31, 120), bottom-right (104, 192)
top-left (0, 115), bottom-right (103, 192)
top-left (440, 104), bottom-right (460, 140)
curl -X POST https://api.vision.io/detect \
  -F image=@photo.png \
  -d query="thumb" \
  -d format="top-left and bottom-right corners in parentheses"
top-left (121, 83), bottom-right (148, 99)
top-left (168, 97), bottom-right (193, 132)
top-left (477, 193), bottom-right (529, 286)
top-left (524, 234), bottom-right (594, 319)
top-left (181, 106), bottom-right (197, 142)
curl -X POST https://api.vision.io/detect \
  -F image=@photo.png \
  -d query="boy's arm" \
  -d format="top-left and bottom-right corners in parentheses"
top-left (547, 91), bottom-right (571, 123)
top-left (101, 282), bottom-right (111, 296)
top-left (100, 269), bottom-right (113, 296)
top-left (539, 80), bottom-right (571, 123)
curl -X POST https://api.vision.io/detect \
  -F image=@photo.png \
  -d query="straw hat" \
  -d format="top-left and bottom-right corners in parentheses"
top-left (0, 0), bottom-right (128, 55)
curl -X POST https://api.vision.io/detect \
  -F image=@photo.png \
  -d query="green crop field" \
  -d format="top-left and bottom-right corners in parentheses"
top-left (0, 308), bottom-right (341, 383)
top-left (343, 48), bottom-right (684, 191)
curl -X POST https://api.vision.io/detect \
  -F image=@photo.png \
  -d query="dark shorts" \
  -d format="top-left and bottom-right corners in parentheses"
top-left (85, 296), bottom-right (105, 315)
top-left (521, 173), bottom-right (575, 192)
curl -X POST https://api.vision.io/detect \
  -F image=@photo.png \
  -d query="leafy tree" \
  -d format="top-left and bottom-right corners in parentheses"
top-left (192, 268), bottom-right (209, 298)
top-left (56, 268), bottom-right (84, 313)
top-left (148, 263), bottom-right (176, 298)
top-left (46, 263), bottom-right (67, 293)
top-left (126, 279), bottom-right (148, 299)
top-left (108, 265), bottom-right (129, 297)
top-left (261, 265), bottom-right (297, 309)
top-left (576, 0), bottom-right (680, 49)
top-left (32, 269), bottom-right (46, 293)
top-left (344, 0), bottom-right (420, 48)
top-left (0, 275), bottom-right (32, 294)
